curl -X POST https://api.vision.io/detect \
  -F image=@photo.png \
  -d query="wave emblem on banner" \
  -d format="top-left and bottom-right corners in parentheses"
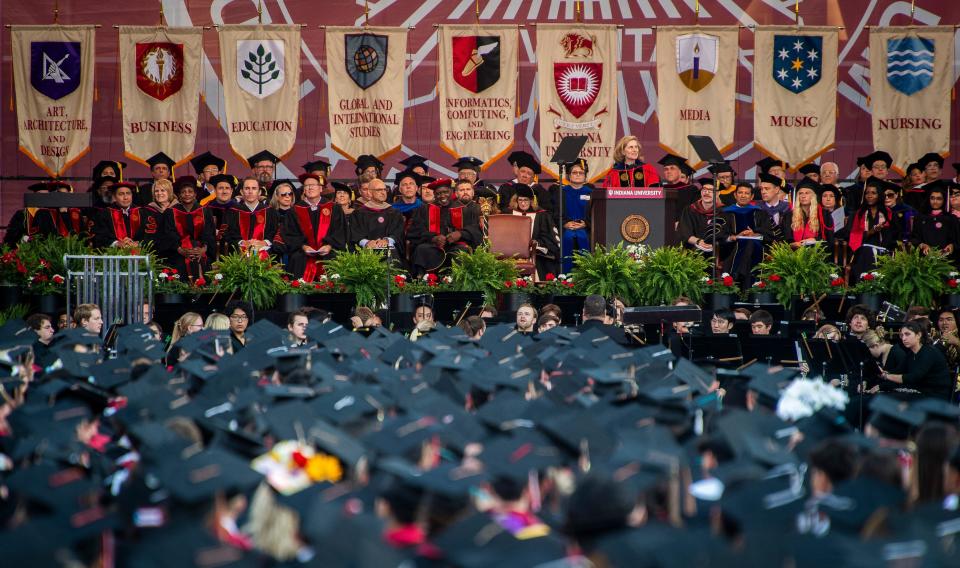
top-left (885, 36), bottom-right (934, 96)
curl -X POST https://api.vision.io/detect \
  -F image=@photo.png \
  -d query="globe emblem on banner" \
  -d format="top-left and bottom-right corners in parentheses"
top-left (345, 33), bottom-right (388, 89)
top-left (136, 42), bottom-right (184, 101)
top-left (554, 63), bottom-right (602, 119)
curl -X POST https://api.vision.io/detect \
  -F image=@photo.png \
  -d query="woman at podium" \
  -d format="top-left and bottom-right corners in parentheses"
top-left (560, 159), bottom-right (593, 273)
top-left (603, 136), bottom-right (660, 188)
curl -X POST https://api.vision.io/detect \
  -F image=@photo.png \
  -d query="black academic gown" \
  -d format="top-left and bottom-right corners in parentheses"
top-left (652, 181), bottom-right (697, 222)
top-left (718, 204), bottom-right (775, 287)
top-left (351, 204), bottom-right (406, 264)
top-left (837, 206), bottom-right (900, 284)
top-left (677, 203), bottom-right (721, 258)
top-left (139, 205), bottom-right (178, 263)
top-left (910, 212), bottom-right (960, 259)
top-left (223, 202), bottom-right (285, 256)
top-left (170, 203), bottom-right (216, 279)
top-left (2, 208), bottom-right (68, 245)
top-left (282, 200), bottom-right (349, 280)
top-left (202, 200), bottom-right (234, 260)
top-left (92, 205), bottom-right (153, 249)
top-left (497, 182), bottom-right (554, 217)
top-left (408, 201), bottom-right (483, 275)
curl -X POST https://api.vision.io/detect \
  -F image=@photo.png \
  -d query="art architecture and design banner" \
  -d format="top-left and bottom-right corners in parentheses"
top-left (655, 25), bottom-right (738, 165)
top-left (536, 24), bottom-right (617, 182)
top-left (869, 26), bottom-right (954, 174)
top-left (437, 24), bottom-right (518, 166)
top-left (218, 24), bottom-right (301, 162)
top-left (753, 26), bottom-right (839, 169)
top-left (11, 25), bottom-right (96, 177)
top-left (119, 26), bottom-right (202, 167)
top-left (326, 26), bottom-right (408, 161)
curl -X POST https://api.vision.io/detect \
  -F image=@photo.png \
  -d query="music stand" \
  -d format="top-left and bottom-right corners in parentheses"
top-left (550, 136), bottom-right (589, 272)
top-left (687, 135), bottom-right (728, 279)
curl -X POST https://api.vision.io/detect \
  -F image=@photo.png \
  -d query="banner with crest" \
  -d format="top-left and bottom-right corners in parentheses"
top-left (326, 26), bottom-right (407, 162)
top-left (536, 24), bottom-right (617, 183)
top-left (437, 24), bottom-right (517, 166)
top-left (753, 26), bottom-right (839, 169)
top-left (11, 25), bottom-right (96, 177)
top-left (655, 26), bottom-right (738, 165)
top-left (218, 25), bottom-right (301, 163)
top-left (119, 26), bottom-right (202, 167)
top-left (869, 26), bottom-right (954, 174)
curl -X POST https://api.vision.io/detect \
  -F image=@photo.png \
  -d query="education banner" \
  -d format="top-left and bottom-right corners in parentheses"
top-left (119, 26), bottom-right (202, 167)
top-left (326, 26), bottom-right (407, 161)
top-left (869, 26), bottom-right (954, 174)
top-left (437, 24), bottom-right (517, 166)
top-left (753, 26), bottom-right (839, 169)
top-left (537, 24), bottom-right (617, 182)
top-left (655, 25), bottom-right (738, 165)
top-left (11, 25), bottom-right (96, 176)
top-left (218, 24), bottom-right (301, 162)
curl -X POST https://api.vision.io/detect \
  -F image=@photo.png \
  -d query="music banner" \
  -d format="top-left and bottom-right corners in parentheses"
top-left (326, 26), bottom-right (407, 161)
top-left (218, 24), bottom-right (301, 162)
top-left (869, 26), bottom-right (954, 174)
top-left (437, 24), bottom-right (517, 166)
top-left (655, 26), bottom-right (738, 165)
top-left (119, 26), bottom-right (202, 167)
top-left (11, 25), bottom-right (96, 177)
top-left (753, 26), bottom-right (838, 169)
top-left (537, 24), bottom-right (617, 183)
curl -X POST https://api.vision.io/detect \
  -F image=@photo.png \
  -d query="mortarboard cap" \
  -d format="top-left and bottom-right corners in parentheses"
top-left (696, 177), bottom-right (715, 188)
top-left (354, 154), bottom-right (383, 175)
top-left (392, 169), bottom-right (424, 186)
top-left (513, 183), bottom-right (535, 199)
top-left (905, 162), bottom-right (922, 174)
top-left (398, 154), bottom-right (429, 171)
top-left (208, 173), bottom-right (238, 189)
top-left (707, 161), bottom-right (735, 175)
top-left (756, 157), bottom-right (787, 174)
top-left (173, 175), bottom-right (198, 194)
top-left (658, 154), bottom-right (689, 169)
top-left (509, 151), bottom-right (541, 174)
top-left (798, 163), bottom-right (820, 176)
top-left (92, 160), bottom-right (126, 180)
top-left (108, 181), bottom-right (139, 194)
top-left (427, 177), bottom-right (455, 190)
top-left (910, 398), bottom-right (960, 424)
top-left (452, 156), bottom-right (484, 172)
top-left (562, 469), bottom-right (636, 538)
top-left (865, 176), bottom-right (901, 194)
top-left (758, 173), bottom-right (785, 188)
top-left (302, 159), bottom-right (331, 174)
top-left (246, 149), bottom-right (280, 168)
top-left (863, 150), bottom-right (893, 169)
top-left (152, 446), bottom-right (263, 504)
top-left (146, 152), bottom-right (176, 170)
top-left (795, 178), bottom-right (820, 192)
top-left (189, 151), bottom-right (226, 174)
top-left (868, 395), bottom-right (925, 440)
top-left (330, 181), bottom-right (353, 197)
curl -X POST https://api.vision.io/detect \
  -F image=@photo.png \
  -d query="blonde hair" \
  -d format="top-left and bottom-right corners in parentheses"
top-left (269, 182), bottom-right (295, 209)
top-left (73, 303), bottom-right (100, 326)
top-left (861, 329), bottom-right (888, 347)
top-left (204, 313), bottom-right (230, 331)
top-left (152, 179), bottom-right (175, 206)
top-left (168, 312), bottom-right (203, 351)
top-left (790, 188), bottom-right (820, 235)
top-left (612, 135), bottom-right (642, 164)
top-left (814, 324), bottom-right (841, 340)
top-left (244, 483), bottom-right (302, 561)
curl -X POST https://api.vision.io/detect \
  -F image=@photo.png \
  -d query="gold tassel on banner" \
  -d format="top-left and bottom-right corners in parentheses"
top-left (8, 61), bottom-right (13, 111)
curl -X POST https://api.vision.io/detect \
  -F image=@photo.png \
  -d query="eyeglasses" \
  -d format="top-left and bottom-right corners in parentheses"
top-left (884, 193), bottom-right (897, 198)
top-left (303, 183), bottom-right (321, 190)
top-left (229, 314), bottom-right (248, 321)
top-left (277, 192), bottom-right (293, 197)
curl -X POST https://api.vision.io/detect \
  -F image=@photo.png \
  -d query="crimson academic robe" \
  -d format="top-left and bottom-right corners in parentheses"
top-left (203, 200), bottom-right (234, 260)
top-left (2, 208), bottom-right (80, 245)
top-left (170, 204), bottom-right (216, 279)
top-left (603, 163), bottom-right (660, 188)
top-left (408, 201), bottom-right (483, 275)
top-left (282, 200), bottom-right (349, 280)
top-left (223, 202), bottom-right (285, 255)
top-left (92, 206), bottom-right (153, 248)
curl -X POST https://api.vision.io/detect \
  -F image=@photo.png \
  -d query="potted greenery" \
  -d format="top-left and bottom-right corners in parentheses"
top-left (851, 270), bottom-right (884, 312)
top-left (0, 303), bottom-right (30, 326)
top-left (498, 276), bottom-right (536, 312)
top-left (449, 244), bottom-right (518, 306)
top-left (701, 272), bottom-right (739, 310)
top-left (754, 242), bottom-right (833, 309)
top-left (944, 271), bottom-right (960, 308)
top-left (323, 248), bottom-right (395, 309)
top-left (571, 244), bottom-right (646, 305)
top-left (389, 272), bottom-right (453, 312)
top-left (209, 251), bottom-right (288, 310)
top-left (16, 235), bottom-right (93, 313)
top-left (633, 245), bottom-right (709, 306)
top-left (0, 246), bottom-right (27, 310)
top-left (875, 248), bottom-right (952, 310)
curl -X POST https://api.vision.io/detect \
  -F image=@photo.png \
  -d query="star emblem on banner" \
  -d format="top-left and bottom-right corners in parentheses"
top-left (772, 35), bottom-right (823, 94)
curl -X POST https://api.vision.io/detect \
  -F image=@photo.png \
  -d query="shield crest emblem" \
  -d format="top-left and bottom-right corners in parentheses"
top-left (676, 33), bottom-right (718, 92)
top-left (554, 62), bottom-right (602, 119)
top-left (237, 40), bottom-right (285, 99)
top-left (136, 42), bottom-right (184, 101)
top-left (452, 36), bottom-right (500, 94)
top-left (886, 36), bottom-right (934, 95)
top-left (30, 41), bottom-right (82, 100)
top-left (772, 35), bottom-right (822, 94)
top-left (345, 33), bottom-right (388, 89)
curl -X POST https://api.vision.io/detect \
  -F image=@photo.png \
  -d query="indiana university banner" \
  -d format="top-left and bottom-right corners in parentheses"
top-left (327, 26), bottom-right (407, 161)
top-left (753, 26), bottom-right (838, 169)
top-left (11, 25), bottom-right (95, 177)
top-left (218, 25), bottom-right (301, 162)
top-left (655, 26), bottom-right (738, 165)
top-left (119, 26), bottom-right (202, 167)
top-left (870, 26), bottom-right (955, 174)
top-left (437, 24), bottom-right (517, 166)
top-left (537, 24), bottom-right (617, 182)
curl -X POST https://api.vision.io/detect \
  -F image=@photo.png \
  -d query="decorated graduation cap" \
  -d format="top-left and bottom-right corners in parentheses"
top-left (92, 160), bottom-right (126, 181)
top-left (917, 152), bottom-right (943, 169)
top-left (189, 151), bottom-right (225, 174)
top-left (755, 157), bottom-right (788, 174)
top-left (398, 154), bottom-right (429, 173)
top-left (508, 151), bottom-right (541, 174)
top-left (862, 150), bottom-right (893, 169)
top-left (246, 149), bottom-right (280, 168)
top-left (797, 163), bottom-right (820, 176)
top-left (758, 172), bottom-right (785, 188)
top-left (452, 156), bottom-right (483, 172)
top-left (354, 154), bottom-right (383, 175)
top-left (208, 173), bottom-right (239, 189)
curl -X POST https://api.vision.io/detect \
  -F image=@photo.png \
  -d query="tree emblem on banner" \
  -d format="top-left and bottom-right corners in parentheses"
top-left (237, 40), bottom-right (285, 99)
top-left (30, 41), bottom-right (82, 100)
top-left (676, 33), bottom-right (718, 92)
top-left (345, 33), bottom-right (388, 89)
top-left (136, 42), bottom-right (184, 101)
top-left (554, 63), bottom-right (602, 118)
top-left (772, 35), bottom-right (822, 93)
top-left (452, 36), bottom-right (500, 94)
top-left (886, 36), bottom-right (934, 95)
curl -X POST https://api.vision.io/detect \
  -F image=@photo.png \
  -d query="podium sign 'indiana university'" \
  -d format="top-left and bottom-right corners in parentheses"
top-left (438, 25), bottom-right (518, 167)
top-left (537, 24), bottom-right (617, 183)
top-left (12, 25), bottom-right (95, 177)
top-left (119, 26), bottom-right (202, 168)
top-left (326, 27), bottom-right (407, 161)
top-left (218, 25), bottom-right (301, 163)
top-left (869, 27), bottom-right (954, 174)
top-left (655, 26), bottom-right (738, 165)
top-left (753, 26), bottom-right (838, 169)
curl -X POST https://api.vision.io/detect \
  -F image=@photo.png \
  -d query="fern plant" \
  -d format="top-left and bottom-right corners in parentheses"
top-left (755, 242), bottom-right (833, 307)
top-left (571, 244), bottom-right (646, 305)
top-left (210, 251), bottom-right (287, 309)
top-left (449, 244), bottom-right (518, 305)
top-left (324, 248), bottom-right (396, 307)
top-left (875, 248), bottom-right (952, 309)
top-left (634, 245), bottom-right (710, 305)
top-left (0, 304), bottom-right (30, 326)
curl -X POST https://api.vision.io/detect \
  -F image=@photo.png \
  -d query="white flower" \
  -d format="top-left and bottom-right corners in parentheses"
top-left (214, 273), bottom-right (224, 281)
top-left (172, 274), bottom-right (181, 280)
top-left (950, 272), bottom-right (958, 278)
top-left (776, 378), bottom-right (848, 422)
top-left (396, 274), bottom-right (407, 281)
top-left (443, 276), bottom-right (452, 283)
top-left (830, 273), bottom-right (839, 280)
top-left (330, 274), bottom-right (340, 280)
top-left (701, 276), bottom-right (710, 283)
top-left (721, 272), bottom-right (730, 278)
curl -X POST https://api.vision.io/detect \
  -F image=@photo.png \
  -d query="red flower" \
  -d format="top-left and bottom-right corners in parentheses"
top-left (706, 279), bottom-right (714, 286)
top-left (291, 450), bottom-right (308, 468)
top-left (327, 281), bottom-right (335, 289)
top-left (314, 283), bottom-right (322, 290)
top-left (545, 273), bottom-right (556, 281)
top-left (426, 273), bottom-right (438, 283)
top-left (52, 275), bottom-right (64, 284)
top-left (768, 274), bottom-right (782, 282)
top-left (39, 259), bottom-right (50, 268)
top-left (757, 282), bottom-right (767, 289)
top-left (504, 280), bottom-right (513, 288)
top-left (516, 279), bottom-right (528, 288)
top-left (949, 279), bottom-right (958, 289)
top-left (291, 280), bottom-right (301, 288)
top-left (169, 268), bottom-right (178, 274)
top-left (16, 261), bottom-right (26, 274)
top-left (863, 273), bottom-right (875, 281)
top-left (831, 278), bottom-right (845, 287)
top-left (564, 281), bottom-right (575, 288)
top-left (396, 281), bottom-right (405, 289)
top-left (394, 275), bottom-right (406, 285)
top-left (722, 276), bottom-right (734, 287)
top-left (130, 248), bottom-right (140, 255)
top-left (427, 281), bottom-right (437, 287)
top-left (195, 277), bottom-right (207, 287)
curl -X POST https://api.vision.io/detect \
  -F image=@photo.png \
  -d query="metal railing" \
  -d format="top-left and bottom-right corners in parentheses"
top-left (65, 255), bottom-right (153, 330)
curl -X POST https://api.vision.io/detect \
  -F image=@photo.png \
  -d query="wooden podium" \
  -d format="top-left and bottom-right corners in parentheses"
top-left (590, 187), bottom-right (683, 249)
